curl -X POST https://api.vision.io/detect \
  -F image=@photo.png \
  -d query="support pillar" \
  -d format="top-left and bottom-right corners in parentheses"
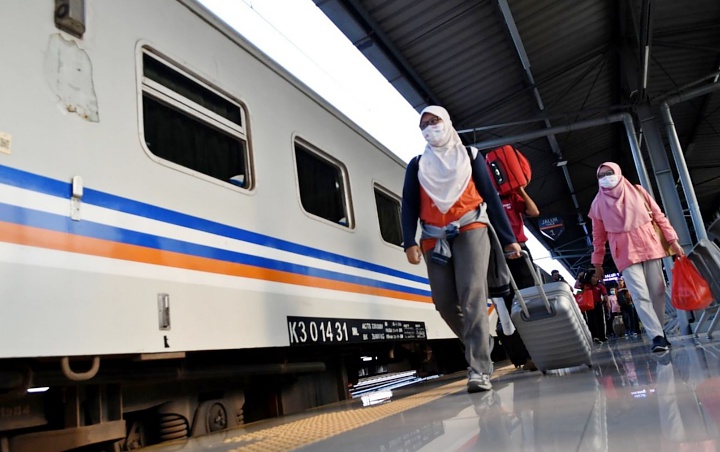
top-left (636, 104), bottom-right (693, 334)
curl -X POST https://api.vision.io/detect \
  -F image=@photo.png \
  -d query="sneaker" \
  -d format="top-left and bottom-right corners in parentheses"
top-left (651, 335), bottom-right (669, 353)
top-left (468, 371), bottom-right (492, 393)
top-left (593, 338), bottom-right (602, 344)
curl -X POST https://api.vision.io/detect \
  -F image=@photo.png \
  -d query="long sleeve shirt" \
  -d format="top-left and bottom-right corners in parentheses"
top-left (401, 151), bottom-right (517, 251)
top-left (590, 185), bottom-right (678, 272)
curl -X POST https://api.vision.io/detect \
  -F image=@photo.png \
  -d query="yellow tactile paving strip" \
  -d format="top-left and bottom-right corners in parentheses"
top-left (222, 364), bottom-right (515, 452)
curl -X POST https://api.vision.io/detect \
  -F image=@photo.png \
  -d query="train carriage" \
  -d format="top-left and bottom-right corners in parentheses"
top-left (0, 1), bottom-right (469, 450)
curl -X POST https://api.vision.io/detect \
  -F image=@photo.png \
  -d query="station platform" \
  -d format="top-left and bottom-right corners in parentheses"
top-left (143, 334), bottom-right (720, 451)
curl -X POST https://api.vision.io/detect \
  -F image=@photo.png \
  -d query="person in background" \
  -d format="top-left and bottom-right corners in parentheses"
top-left (401, 105), bottom-right (521, 393)
top-left (574, 271), bottom-right (586, 290)
top-left (580, 269), bottom-right (609, 343)
top-left (551, 270), bottom-right (565, 282)
top-left (588, 162), bottom-right (685, 353)
top-left (617, 278), bottom-right (639, 336)
top-left (607, 285), bottom-right (622, 338)
top-left (495, 185), bottom-right (541, 371)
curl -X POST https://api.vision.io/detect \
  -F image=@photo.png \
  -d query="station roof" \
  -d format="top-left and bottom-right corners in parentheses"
top-left (314, 0), bottom-right (720, 275)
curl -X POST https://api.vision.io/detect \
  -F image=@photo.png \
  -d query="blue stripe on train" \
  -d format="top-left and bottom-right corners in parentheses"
top-left (0, 202), bottom-right (432, 297)
top-left (0, 164), bottom-right (428, 284)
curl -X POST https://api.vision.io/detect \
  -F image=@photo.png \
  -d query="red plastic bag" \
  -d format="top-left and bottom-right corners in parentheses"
top-left (575, 290), bottom-right (594, 312)
top-left (671, 257), bottom-right (713, 310)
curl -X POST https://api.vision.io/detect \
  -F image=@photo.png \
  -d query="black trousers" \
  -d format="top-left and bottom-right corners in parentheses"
top-left (586, 304), bottom-right (607, 341)
top-left (620, 304), bottom-right (639, 333)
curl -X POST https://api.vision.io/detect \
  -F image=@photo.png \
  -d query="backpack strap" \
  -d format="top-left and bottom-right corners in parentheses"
top-left (466, 146), bottom-right (479, 161)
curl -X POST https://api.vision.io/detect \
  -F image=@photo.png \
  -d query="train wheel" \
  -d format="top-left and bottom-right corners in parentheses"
top-left (205, 402), bottom-right (228, 432)
top-left (190, 399), bottom-right (238, 436)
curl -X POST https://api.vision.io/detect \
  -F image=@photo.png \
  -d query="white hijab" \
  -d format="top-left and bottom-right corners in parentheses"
top-left (417, 106), bottom-right (471, 214)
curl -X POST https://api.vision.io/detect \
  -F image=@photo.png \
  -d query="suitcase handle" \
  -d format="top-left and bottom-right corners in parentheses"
top-left (507, 250), bottom-right (553, 316)
top-left (486, 223), bottom-right (552, 317)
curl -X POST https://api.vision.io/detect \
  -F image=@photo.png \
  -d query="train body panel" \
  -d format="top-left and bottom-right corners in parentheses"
top-left (0, 164), bottom-right (442, 357)
top-left (0, 0), bottom-right (457, 363)
top-left (0, 2), bottom-right (477, 450)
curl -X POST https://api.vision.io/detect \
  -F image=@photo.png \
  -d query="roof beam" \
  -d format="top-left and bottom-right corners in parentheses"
top-left (653, 41), bottom-right (720, 55)
top-left (638, 0), bottom-right (654, 100)
top-left (495, 0), bottom-right (590, 247)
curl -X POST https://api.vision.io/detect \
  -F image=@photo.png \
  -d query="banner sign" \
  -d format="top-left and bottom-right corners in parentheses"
top-left (539, 215), bottom-right (564, 240)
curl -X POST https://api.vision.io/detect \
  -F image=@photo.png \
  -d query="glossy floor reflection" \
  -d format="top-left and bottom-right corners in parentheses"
top-left (143, 335), bottom-right (720, 451)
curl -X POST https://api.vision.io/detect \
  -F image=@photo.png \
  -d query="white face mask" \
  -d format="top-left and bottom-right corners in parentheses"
top-left (599, 174), bottom-right (620, 189)
top-left (423, 123), bottom-right (446, 147)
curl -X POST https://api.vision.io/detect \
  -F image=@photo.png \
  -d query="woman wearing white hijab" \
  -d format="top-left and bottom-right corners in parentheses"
top-left (402, 106), bottom-right (521, 392)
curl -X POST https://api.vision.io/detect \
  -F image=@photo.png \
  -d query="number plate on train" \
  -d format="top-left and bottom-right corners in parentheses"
top-left (287, 316), bottom-right (426, 345)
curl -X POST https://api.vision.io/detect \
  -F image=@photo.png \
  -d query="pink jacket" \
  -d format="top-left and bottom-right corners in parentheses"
top-left (591, 187), bottom-right (678, 272)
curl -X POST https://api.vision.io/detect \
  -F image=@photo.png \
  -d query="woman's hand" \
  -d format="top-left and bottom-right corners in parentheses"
top-left (671, 241), bottom-right (685, 257)
top-left (405, 245), bottom-right (422, 265)
top-left (504, 243), bottom-right (522, 259)
top-left (594, 265), bottom-right (604, 280)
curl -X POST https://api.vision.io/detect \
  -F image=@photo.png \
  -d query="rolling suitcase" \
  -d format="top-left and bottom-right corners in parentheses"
top-left (507, 252), bottom-right (593, 373)
top-left (687, 239), bottom-right (720, 338)
top-left (688, 239), bottom-right (720, 302)
top-left (612, 315), bottom-right (626, 337)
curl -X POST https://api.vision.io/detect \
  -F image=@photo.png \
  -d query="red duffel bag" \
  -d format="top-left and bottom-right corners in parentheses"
top-left (485, 145), bottom-right (532, 195)
top-left (575, 290), bottom-right (595, 312)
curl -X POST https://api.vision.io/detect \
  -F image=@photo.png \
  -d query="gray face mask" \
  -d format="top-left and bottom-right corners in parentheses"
top-left (423, 123), bottom-right (446, 147)
top-left (599, 174), bottom-right (620, 189)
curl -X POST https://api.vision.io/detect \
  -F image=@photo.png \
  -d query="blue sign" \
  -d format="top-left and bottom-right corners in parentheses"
top-left (539, 216), bottom-right (564, 241)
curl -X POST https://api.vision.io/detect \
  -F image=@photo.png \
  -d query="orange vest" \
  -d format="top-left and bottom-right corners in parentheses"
top-left (419, 180), bottom-right (485, 252)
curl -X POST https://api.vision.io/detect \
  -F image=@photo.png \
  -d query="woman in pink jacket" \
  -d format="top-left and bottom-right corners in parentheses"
top-left (588, 162), bottom-right (685, 353)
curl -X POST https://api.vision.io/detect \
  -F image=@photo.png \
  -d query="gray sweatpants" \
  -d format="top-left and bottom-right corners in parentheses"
top-left (423, 227), bottom-right (493, 374)
top-left (621, 258), bottom-right (666, 339)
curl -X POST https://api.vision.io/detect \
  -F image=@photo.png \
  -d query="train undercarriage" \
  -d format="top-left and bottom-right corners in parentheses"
top-left (0, 339), bottom-right (465, 451)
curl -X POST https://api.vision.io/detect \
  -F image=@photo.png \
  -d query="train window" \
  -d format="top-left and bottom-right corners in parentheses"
top-left (294, 142), bottom-right (353, 228)
top-left (373, 186), bottom-right (402, 247)
top-left (140, 50), bottom-right (252, 189)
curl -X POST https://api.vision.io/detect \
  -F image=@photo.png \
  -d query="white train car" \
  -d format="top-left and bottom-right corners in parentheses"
top-left (0, 1), bottom-right (467, 450)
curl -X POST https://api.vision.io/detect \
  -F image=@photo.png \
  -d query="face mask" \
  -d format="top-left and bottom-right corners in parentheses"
top-left (423, 123), bottom-right (446, 147)
top-left (599, 175), bottom-right (620, 189)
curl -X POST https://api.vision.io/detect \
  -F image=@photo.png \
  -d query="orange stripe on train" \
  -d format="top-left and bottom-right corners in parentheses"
top-left (0, 221), bottom-right (432, 304)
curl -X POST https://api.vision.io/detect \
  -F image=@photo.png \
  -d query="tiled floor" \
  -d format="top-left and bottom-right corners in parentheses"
top-left (144, 334), bottom-right (720, 451)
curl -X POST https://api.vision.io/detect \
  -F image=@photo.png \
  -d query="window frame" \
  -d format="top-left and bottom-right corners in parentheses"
top-left (137, 45), bottom-right (254, 191)
top-left (293, 138), bottom-right (354, 230)
top-left (372, 183), bottom-right (403, 247)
